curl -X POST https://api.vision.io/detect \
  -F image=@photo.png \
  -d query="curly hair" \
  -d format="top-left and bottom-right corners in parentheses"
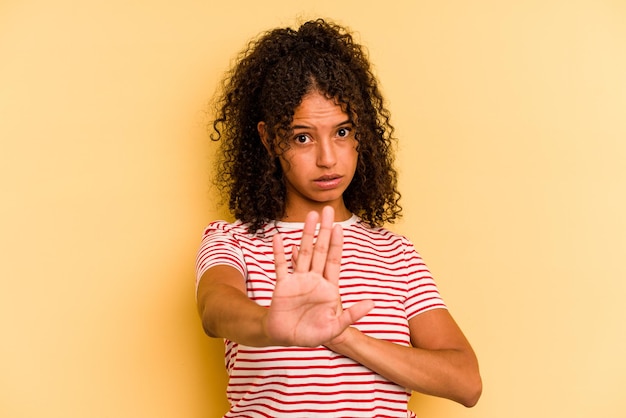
top-left (210, 18), bottom-right (401, 232)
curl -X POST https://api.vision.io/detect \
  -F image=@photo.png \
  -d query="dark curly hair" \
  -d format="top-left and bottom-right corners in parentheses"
top-left (210, 18), bottom-right (401, 232)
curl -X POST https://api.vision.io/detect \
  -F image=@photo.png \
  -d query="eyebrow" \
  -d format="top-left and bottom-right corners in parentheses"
top-left (291, 119), bottom-right (353, 130)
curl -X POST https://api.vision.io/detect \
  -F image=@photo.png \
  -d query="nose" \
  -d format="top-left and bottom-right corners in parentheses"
top-left (316, 138), bottom-right (337, 168)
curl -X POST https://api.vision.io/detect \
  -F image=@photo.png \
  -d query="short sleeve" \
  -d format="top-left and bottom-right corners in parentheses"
top-left (195, 221), bottom-right (247, 291)
top-left (402, 239), bottom-right (447, 319)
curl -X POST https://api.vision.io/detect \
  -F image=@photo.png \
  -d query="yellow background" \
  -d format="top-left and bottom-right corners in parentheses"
top-left (1, 1), bottom-right (625, 417)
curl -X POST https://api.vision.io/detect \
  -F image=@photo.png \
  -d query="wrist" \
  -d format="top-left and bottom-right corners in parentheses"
top-left (260, 309), bottom-right (276, 346)
top-left (326, 326), bottom-right (359, 353)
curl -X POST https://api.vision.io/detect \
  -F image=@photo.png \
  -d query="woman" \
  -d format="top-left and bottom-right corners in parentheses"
top-left (196, 18), bottom-right (481, 417)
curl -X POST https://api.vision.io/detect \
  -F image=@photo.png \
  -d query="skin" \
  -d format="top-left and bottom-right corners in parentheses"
top-left (197, 90), bottom-right (482, 407)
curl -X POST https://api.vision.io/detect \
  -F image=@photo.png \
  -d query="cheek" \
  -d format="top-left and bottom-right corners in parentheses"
top-left (278, 152), bottom-right (295, 173)
top-left (344, 146), bottom-right (359, 169)
top-left (280, 150), bottom-right (315, 171)
top-left (278, 153), bottom-right (307, 181)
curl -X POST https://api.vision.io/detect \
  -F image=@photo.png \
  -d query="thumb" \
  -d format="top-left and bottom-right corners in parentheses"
top-left (338, 300), bottom-right (375, 328)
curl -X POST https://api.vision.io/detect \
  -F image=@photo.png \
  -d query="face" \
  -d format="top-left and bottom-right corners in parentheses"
top-left (260, 90), bottom-right (358, 221)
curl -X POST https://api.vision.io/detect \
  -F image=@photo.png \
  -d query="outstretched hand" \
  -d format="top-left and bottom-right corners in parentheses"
top-left (265, 206), bottom-right (374, 347)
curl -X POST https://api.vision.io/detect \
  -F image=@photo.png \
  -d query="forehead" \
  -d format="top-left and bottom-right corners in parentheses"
top-left (292, 91), bottom-right (349, 123)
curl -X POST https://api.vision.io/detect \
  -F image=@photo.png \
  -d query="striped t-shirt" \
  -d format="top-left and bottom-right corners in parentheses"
top-left (196, 215), bottom-right (446, 418)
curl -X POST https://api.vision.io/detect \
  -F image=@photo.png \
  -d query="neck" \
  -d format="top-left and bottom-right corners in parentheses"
top-left (281, 202), bottom-right (352, 223)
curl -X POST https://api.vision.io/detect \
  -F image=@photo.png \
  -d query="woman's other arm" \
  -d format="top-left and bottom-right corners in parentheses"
top-left (326, 308), bottom-right (482, 407)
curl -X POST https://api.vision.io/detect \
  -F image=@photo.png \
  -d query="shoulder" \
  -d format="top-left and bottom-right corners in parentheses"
top-left (202, 219), bottom-right (247, 236)
top-left (202, 219), bottom-right (264, 236)
top-left (201, 219), bottom-right (277, 245)
top-left (346, 218), bottom-right (414, 248)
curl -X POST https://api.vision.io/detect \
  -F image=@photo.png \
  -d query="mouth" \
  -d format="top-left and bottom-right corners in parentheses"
top-left (313, 174), bottom-right (343, 189)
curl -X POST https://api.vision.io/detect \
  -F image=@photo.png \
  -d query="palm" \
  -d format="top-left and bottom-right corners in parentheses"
top-left (266, 269), bottom-right (345, 346)
top-left (265, 207), bottom-right (374, 347)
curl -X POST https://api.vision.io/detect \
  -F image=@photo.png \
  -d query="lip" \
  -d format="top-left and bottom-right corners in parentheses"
top-left (313, 174), bottom-right (343, 190)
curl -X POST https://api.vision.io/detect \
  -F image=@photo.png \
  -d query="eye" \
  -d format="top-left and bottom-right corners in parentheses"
top-left (293, 133), bottom-right (311, 144)
top-left (337, 127), bottom-right (351, 138)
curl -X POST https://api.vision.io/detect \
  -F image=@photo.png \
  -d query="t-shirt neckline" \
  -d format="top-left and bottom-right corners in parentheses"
top-left (273, 214), bottom-right (359, 230)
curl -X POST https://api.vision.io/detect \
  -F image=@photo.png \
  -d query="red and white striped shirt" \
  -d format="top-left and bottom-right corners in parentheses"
top-left (196, 215), bottom-right (446, 418)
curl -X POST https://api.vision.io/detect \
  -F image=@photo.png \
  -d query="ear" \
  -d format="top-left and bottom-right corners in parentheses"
top-left (257, 121), bottom-right (271, 153)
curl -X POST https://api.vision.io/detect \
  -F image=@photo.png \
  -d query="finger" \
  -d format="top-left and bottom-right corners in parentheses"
top-left (272, 233), bottom-right (289, 281)
top-left (294, 210), bottom-right (319, 273)
top-left (323, 224), bottom-right (343, 286)
top-left (310, 206), bottom-right (334, 274)
top-left (338, 300), bottom-right (375, 327)
top-left (291, 245), bottom-right (299, 268)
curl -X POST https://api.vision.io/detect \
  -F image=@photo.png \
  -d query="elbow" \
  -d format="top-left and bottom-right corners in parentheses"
top-left (201, 316), bottom-right (218, 339)
top-left (199, 305), bottom-right (221, 339)
top-left (197, 298), bottom-right (219, 339)
top-left (460, 373), bottom-right (482, 408)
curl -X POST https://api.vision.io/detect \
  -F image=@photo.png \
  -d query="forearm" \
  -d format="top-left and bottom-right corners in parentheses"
top-left (198, 281), bottom-right (273, 347)
top-left (327, 327), bottom-right (482, 407)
